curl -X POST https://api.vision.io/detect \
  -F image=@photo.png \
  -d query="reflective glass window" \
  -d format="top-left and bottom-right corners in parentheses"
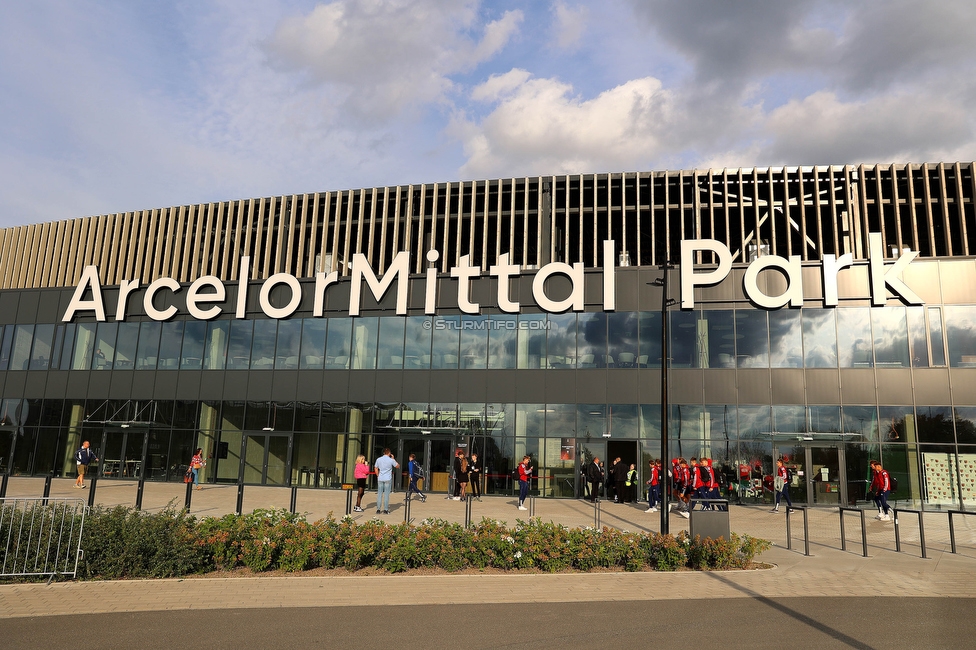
top-left (275, 319), bottom-right (302, 369)
top-left (516, 314), bottom-right (546, 369)
top-left (928, 307), bottom-right (947, 366)
top-left (906, 307), bottom-right (928, 367)
top-left (325, 318), bottom-right (352, 368)
top-left (836, 308), bottom-right (872, 368)
top-left (735, 310), bottom-right (769, 368)
top-left (180, 321), bottom-right (207, 370)
top-left (802, 309), bottom-right (837, 368)
top-left (351, 317), bottom-right (378, 369)
top-left (251, 320), bottom-right (277, 369)
top-left (299, 319), bottom-right (327, 369)
top-left (807, 406), bottom-right (841, 435)
top-left (376, 317), bottom-right (405, 369)
top-left (576, 404), bottom-right (603, 438)
top-left (773, 405), bottom-right (805, 434)
top-left (546, 313), bottom-right (576, 369)
top-left (515, 404), bottom-right (545, 437)
top-left (227, 320), bottom-right (253, 369)
top-left (640, 404), bottom-right (662, 439)
top-left (546, 403), bottom-right (577, 437)
top-left (58, 323), bottom-right (75, 370)
top-left (71, 323), bottom-right (96, 370)
top-left (158, 321), bottom-right (184, 369)
top-left (135, 321), bottom-right (160, 369)
top-left (609, 404), bottom-right (639, 439)
top-left (487, 315), bottom-right (517, 369)
top-left (944, 306), bottom-right (976, 367)
top-left (29, 324), bottom-right (55, 370)
top-left (607, 312), bottom-right (639, 368)
top-left (112, 323), bottom-right (138, 370)
top-left (701, 310), bottom-right (734, 368)
top-left (203, 321), bottom-right (229, 370)
top-left (704, 405), bottom-right (736, 450)
top-left (403, 317), bottom-right (432, 369)
top-left (92, 322), bottom-right (117, 370)
top-left (878, 406), bottom-right (913, 443)
top-left (0, 325), bottom-right (8, 370)
top-left (842, 406), bottom-right (880, 443)
top-left (872, 307), bottom-right (909, 368)
top-left (459, 315), bottom-right (487, 369)
top-left (10, 324), bottom-right (33, 370)
top-left (670, 311), bottom-right (700, 368)
top-left (915, 406), bottom-right (955, 443)
top-left (953, 407), bottom-right (976, 444)
top-left (769, 310), bottom-right (802, 368)
top-left (638, 311), bottom-right (662, 368)
top-left (577, 313), bottom-right (607, 367)
top-left (736, 406), bottom-right (772, 440)
top-left (50, 325), bottom-right (65, 370)
top-left (431, 316), bottom-right (460, 369)
top-left (672, 404), bottom-right (704, 448)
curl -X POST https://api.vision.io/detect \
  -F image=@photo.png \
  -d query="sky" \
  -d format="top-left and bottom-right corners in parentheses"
top-left (2, 0), bottom-right (976, 228)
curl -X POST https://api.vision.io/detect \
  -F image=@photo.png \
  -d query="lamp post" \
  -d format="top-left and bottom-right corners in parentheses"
top-left (653, 262), bottom-right (675, 534)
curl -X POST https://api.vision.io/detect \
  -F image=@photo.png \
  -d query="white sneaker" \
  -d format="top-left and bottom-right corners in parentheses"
top-left (667, 504), bottom-right (673, 512)
top-left (874, 513), bottom-right (884, 520)
top-left (680, 511), bottom-right (690, 519)
top-left (881, 513), bottom-right (891, 521)
top-left (645, 507), bottom-right (657, 513)
top-left (518, 505), bottom-right (528, 511)
top-left (452, 497), bottom-right (461, 501)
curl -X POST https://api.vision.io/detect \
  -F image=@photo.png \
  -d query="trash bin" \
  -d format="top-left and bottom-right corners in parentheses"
top-left (689, 509), bottom-right (731, 541)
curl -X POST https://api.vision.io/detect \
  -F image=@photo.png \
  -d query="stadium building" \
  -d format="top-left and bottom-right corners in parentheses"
top-left (0, 163), bottom-right (974, 509)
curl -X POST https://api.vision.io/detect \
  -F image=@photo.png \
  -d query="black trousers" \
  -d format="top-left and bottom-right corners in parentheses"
top-left (469, 474), bottom-right (481, 496)
top-left (616, 480), bottom-right (627, 501)
top-left (588, 480), bottom-right (601, 500)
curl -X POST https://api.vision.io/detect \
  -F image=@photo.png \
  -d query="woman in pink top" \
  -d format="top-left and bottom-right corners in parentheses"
top-left (353, 455), bottom-right (369, 512)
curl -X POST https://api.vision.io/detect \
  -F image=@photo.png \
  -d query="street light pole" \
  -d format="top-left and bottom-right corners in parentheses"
top-left (654, 262), bottom-right (675, 534)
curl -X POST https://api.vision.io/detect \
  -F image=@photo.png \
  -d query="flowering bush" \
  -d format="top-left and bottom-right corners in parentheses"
top-left (76, 508), bottom-right (770, 578)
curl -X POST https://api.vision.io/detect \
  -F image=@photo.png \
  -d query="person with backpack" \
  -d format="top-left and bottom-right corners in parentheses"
top-left (585, 456), bottom-right (604, 502)
top-left (771, 459), bottom-right (794, 513)
top-left (690, 457), bottom-right (709, 511)
top-left (73, 440), bottom-right (98, 488)
top-left (406, 453), bottom-right (426, 503)
top-left (868, 460), bottom-right (893, 521)
top-left (706, 459), bottom-right (726, 511)
top-left (696, 458), bottom-right (714, 510)
top-left (645, 459), bottom-right (661, 513)
top-left (516, 455), bottom-right (532, 511)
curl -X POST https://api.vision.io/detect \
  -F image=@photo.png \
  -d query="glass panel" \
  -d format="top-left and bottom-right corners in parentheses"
top-left (299, 319), bottom-right (327, 369)
top-left (58, 323), bottom-right (75, 370)
top-left (275, 319), bottom-right (302, 369)
top-left (928, 307), bottom-right (946, 366)
top-left (609, 404), bottom-right (639, 439)
top-left (71, 324), bottom-right (96, 370)
top-left (607, 312), bottom-right (638, 368)
top-left (769, 310), bottom-right (802, 368)
top-left (732, 440), bottom-right (773, 505)
top-left (880, 443), bottom-right (920, 506)
top-left (266, 436), bottom-right (289, 486)
top-left (872, 307), bottom-right (910, 368)
top-left (920, 446), bottom-right (961, 507)
top-left (672, 404), bottom-right (703, 457)
top-left (243, 434), bottom-right (265, 483)
top-left (734, 310), bottom-right (768, 368)
top-left (546, 313), bottom-right (576, 369)
top-left (955, 407), bottom-right (976, 445)
top-left (10, 324), bottom-right (34, 370)
top-left (29, 324), bottom-right (55, 370)
top-left (702, 310), bottom-right (734, 368)
top-left (639, 404), bottom-right (662, 439)
top-left (351, 317), bottom-right (378, 369)
top-left (810, 447), bottom-right (841, 505)
top-left (637, 311), bottom-right (662, 368)
top-left (835, 308), bottom-right (870, 367)
top-left (670, 311), bottom-right (699, 368)
top-left (0, 325), bottom-right (7, 370)
top-left (376, 317), bottom-right (405, 369)
top-left (227, 320), bottom-right (253, 370)
top-left (517, 314), bottom-right (547, 369)
top-left (292, 432), bottom-right (320, 486)
top-left (251, 320), bottom-right (277, 370)
top-left (916, 406), bottom-right (954, 443)
top-left (945, 306), bottom-right (976, 367)
top-left (960, 447), bottom-right (976, 510)
top-left (325, 318), bottom-right (352, 368)
top-left (459, 315), bottom-right (487, 369)
top-left (431, 316), bottom-right (459, 369)
top-left (158, 321), bottom-right (184, 369)
top-left (135, 322), bottom-right (161, 370)
top-left (113, 322), bottom-right (139, 370)
top-left (577, 313), bottom-right (607, 367)
top-left (906, 307), bottom-right (928, 367)
top-left (404, 316), bottom-right (432, 369)
top-left (807, 406), bottom-right (841, 437)
top-left (704, 405), bottom-right (735, 459)
top-left (180, 321), bottom-right (207, 370)
top-left (203, 321), bottom-right (229, 370)
top-left (487, 315), bottom-right (517, 369)
top-left (93, 322), bottom-right (118, 370)
top-left (845, 442), bottom-right (879, 505)
top-left (515, 404), bottom-right (545, 437)
top-left (802, 308), bottom-right (837, 368)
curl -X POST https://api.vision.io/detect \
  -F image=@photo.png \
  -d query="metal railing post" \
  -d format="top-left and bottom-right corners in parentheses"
top-left (786, 507), bottom-right (793, 551)
top-left (42, 474), bottom-right (52, 505)
top-left (87, 474), bottom-right (98, 508)
top-left (0, 474), bottom-right (7, 499)
top-left (949, 511), bottom-right (957, 554)
top-left (860, 509), bottom-right (868, 558)
top-left (892, 508), bottom-right (928, 559)
top-left (529, 495), bottom-right (536, 517)
top-left (803, 506), bottom-right (811, 556)
top-left (403, 491), bottom-right (411, 523)
top-left (594, 498), bottom-right (601, 529)
top-left (289, 486), bottom-right (298, 514)
top-left (345, 488), bottom-right (353, 516)
top-left (464, 495), bottom-right (473, 528)
top-left (839, 507), bottom-right (869, 557)
top-left (919, 511), bottom-right (927, 559)
top-left (894, 508), bottom-right (902, 552)
top-left (839, 508), bottom-right (846, 552)
top-left (184, 480), bottom-right (193, 511)
top-left (236, 480), bottom-right (245, 516)
top-left (135, 474), bottom-right (146, 511)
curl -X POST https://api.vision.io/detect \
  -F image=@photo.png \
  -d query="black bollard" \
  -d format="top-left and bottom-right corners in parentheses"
top-left (135, 474), bottom-right (146, 511)
top-left (87, 474), bottom-right (98, 508)
top-left (290, 486), bottom-right (298, 514)
top-left (236, 480), bottom-right (244, 516)
top-left (184, 480), bottom-right (193, 511)
top-left (345, 488), bottom-right (353, 516)
top-left (0, 474), bottom-right (8, 499)
top-left (42, 474), bottom-right (53, 505)
top-left (403, 491), bottom-right (411, 523)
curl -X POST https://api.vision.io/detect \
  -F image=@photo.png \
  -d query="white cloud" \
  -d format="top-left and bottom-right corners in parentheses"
top-left (552, 2), bottom-right (588, 51)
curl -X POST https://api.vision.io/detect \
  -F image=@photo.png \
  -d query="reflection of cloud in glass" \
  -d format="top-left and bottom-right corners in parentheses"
top-left (802, 309), bottom-right (837, 368)
top-left (768, 311), bottom-right (802, 368)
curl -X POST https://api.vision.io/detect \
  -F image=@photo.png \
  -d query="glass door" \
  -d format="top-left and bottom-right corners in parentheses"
top-left (99, 428), bottom-right (147, 479)
top-left (577, 440), bottom-right (606, 500)
top-left (808, 446), bottom-right (845, 505)
top-left (242, 433), bottom-right (292, 485)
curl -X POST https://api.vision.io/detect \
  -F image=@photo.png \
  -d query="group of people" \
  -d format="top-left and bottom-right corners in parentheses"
top-left (352, 448), bottom-right (401, 514)
top-left (583, 457), bottom-right (639, 503)
top-left (451, 450), bottom-right (483, 501)
top-left (868, 460), bottom-right (894, 521)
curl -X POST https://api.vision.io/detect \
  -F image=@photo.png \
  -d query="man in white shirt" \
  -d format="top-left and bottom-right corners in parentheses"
top-left (374, 448), bottom-right (399, 514)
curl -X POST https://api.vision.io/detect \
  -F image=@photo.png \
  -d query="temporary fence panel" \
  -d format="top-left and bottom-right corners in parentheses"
top-left (0, 497), bottom-right (87, 579)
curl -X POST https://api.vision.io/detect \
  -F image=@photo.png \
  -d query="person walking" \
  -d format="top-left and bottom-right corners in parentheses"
top-left (190, 448), bottom-right (206, 490)
top-left (645, 459), bottom-right (661, 512)
top-left (73, 440), bottom-right (97, 488)
top-left (675, 458), bottom-right (691, 518)
top-left (468, 452), bottom-right (482, 501)
top-left (868, 460), bottom-right (893, 521)
top-left (771, 459), bottom-right (794, 513)
top-left (353, 454), bottom-right (370, 512)
top-left (374, 448), bottom-right (398, 514)
top-left (406, 453), bottom-right (427, 503)
top-left (585, 456), bottom-right (604, 502)
top-left (517, 455), bottom-right (532, 510)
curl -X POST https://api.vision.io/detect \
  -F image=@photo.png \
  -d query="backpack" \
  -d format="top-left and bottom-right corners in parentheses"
top-left (889, 474), bottom-right (898, 493)
top-left (74, 448), bottom-right (83, 463)
top-left (512, 466), bottom-right (521, 481)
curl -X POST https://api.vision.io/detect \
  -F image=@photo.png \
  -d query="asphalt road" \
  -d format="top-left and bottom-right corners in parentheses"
top-left (3, 597), bottom-right (970, 649)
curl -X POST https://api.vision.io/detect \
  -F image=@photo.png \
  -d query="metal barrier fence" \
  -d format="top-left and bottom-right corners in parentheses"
top-left (1, 497), bottom-right (87, 579)
top-left (838, 507), bottom-right (869, 557)
top-left (785, 506), bottom-right (811, 556)
top-left (892, 508), bottom-right (927, 559)
top-left (948, 510), bottom-right (976, 554)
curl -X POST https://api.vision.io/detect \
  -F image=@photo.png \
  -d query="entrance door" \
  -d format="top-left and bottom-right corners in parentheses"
top-left (242, 433), bottom-right (292, 485)
top-left (576, 440), bottom-right (607, 499)
top-left (773, 444), bottom-right (846, 505)
top-left (606, 440), bottom-right (640, 501)
top-left (399, 436), bottom-right (455, 493)
top-left (98, 428), bottom-right (148, 479)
